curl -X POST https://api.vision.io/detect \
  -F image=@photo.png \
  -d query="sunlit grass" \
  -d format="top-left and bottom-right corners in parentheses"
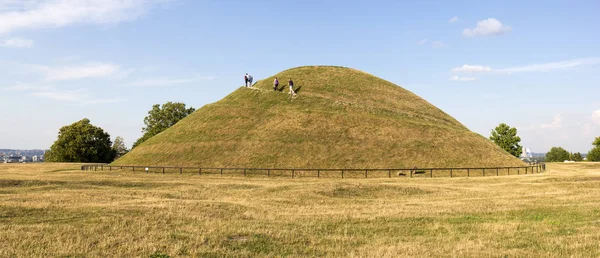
top-left (1, 162), bottom-right (599, 257)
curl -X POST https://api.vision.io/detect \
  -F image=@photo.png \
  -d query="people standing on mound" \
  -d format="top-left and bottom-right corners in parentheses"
top-left (248, 74), bottom-right (254, 87)
top-left (273, 77), bottom-right (279, 91)
top-left (288, 78), bottom-right (295, 95)
top-left (244, 73), bottom-right (249, 87)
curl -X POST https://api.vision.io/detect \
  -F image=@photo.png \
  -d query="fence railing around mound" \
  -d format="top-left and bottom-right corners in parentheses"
top-left (80, 163), bottom-right (546, 179)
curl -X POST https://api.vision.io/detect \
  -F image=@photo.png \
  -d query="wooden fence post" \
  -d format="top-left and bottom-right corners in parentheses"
top-left (450, 169), bottom-right (453, 178)
top-left (388, 170), bottom-right (391, 178)
top-left (467, 168), bottom-right (470, 177)
top-left (317, 170), bottom-right (320, 178)
top-left (496, 168), bottom-right (499, 176)
top-left (292, 169), bottom-right (295, 178)
top-left (244, 169), bottom-right (247, 176)
top-left (268, 169), bottom-right (271, 177)
top-left (341, 170), bottom-right (344, 179)
top-left (220, 168), bottom-right (223, 175)
top-left (365, 170), bottom-right (368, 178)
top-left (162, 167), bottom-right (165, 174)
top-left (179, 168), bottom-right (182, 174)
top-left (430, 169), bottom-right (433, 178)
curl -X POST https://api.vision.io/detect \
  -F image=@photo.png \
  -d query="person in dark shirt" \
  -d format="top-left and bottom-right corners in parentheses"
top-left (274, 77), bottom-right (279, 91)
top-left (244, 73), bottom-right (249, 87)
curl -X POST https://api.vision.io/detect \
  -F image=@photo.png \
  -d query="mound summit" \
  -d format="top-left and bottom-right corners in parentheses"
top-left (114, 66), bottom-right (524, 168)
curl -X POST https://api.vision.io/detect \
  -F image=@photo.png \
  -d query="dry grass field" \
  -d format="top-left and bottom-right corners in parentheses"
top-left (1, 162), bottom-right (599, 257)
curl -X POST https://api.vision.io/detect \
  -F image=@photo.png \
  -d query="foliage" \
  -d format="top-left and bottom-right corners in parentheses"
top-left (132, 102), bottom-right (195, 148)
top-left (45, 118), bottom-right (115, 163)
top-left (489, 123), bottom-right (522, 158)
top-left (570, 152), bottom-right (583, 162)
top-left (587, 148), bottom-right (600, 162)
top-left (112, 136), bottom-right (129, 158)
top-left (587, 137), bottom-right (600, 162)
top-left (545, 147), bottom-right (570, 162)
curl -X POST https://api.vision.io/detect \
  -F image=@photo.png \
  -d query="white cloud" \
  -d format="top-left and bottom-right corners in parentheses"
top-left (541, 114), bottom-right (563, 129)
top-left (450, 76), bottom-right (476, 81)
top-left (431, 41), bottom-right (447, 48)
top-left (34, 62), bottom-right (121, 81)
top-left (417, 39), bottom-right (428, 45)
top-left (3, 82), bottom-right (53, 91)
top-left (592, 110), bottom-right (600, 125)
top-left (463, 18), bottom-right (511, 37)
top-left (30, 88), bottom-right (124, 105)
top-left (453, 57), bottom-right (600, 74)
top-left (81, 98), bottom-right (125, 105)
top-left (0, 0), bottom-right (170, 34)
top-left (31, 89), bottom-right (87, 101)
top-left (121, 76), bottom-right (216, 87)
top-left (497, 58), bottom-right (600, 73)
top-left (1, 37), bottom-right (33, 48)
top-left (449, 16), bottom-right (458, 23)
top-left (452, 64), bottom-right (492, 73)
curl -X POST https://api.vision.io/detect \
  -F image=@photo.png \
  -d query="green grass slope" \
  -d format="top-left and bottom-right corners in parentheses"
top-left (114, 66), bottom-right (525, 168)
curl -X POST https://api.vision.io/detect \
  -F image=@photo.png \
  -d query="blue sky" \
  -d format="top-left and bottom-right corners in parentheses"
top-left (1, 0), bottom-right (599, 153)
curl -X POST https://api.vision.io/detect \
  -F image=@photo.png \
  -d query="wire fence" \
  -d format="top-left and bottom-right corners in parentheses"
top-left (81, 163), bottom-right (546, 179)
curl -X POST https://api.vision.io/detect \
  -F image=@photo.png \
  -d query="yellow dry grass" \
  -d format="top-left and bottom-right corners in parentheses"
top-left (1, 162), bottom-right (599, 257)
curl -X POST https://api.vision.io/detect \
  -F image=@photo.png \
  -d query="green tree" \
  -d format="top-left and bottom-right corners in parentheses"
top-left (587, 136), bottom-right (600, 162)
top-left (45, 118), bottom-right (115, 163)
top-left (489, 123), bottom-right (522, 157)
top-left (545, 147), bottom-right (570, 162)
top-left (112, 136), bottom-right (129, 159)
top-left (133, 102), bottom-right (195, 148)
top-left (570, 152), bottom-right (583, 162)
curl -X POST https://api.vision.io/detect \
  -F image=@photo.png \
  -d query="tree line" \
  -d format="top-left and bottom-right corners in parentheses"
top-left (46, 102), bottom-right (194, 163)
top-left (489, 123), bottom-right (600, 162)
top-left (46, 110), bottom-right (600, 163)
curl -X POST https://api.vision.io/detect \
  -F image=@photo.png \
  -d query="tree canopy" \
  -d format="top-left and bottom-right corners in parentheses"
top-left (489, 123), bottom-right (522, 158)
top-left (587, 136), bottom-right (600, 162)
top-left (570, 152), bottom-right (583, 162)
top-left (133, 102), bottom-right (195, 148)
top-left (45, 118), bottom-right (115, 163)
top-left (112, 136), bottom-right (129, 159)
top-left (545, 147), bottom-right (570, 162)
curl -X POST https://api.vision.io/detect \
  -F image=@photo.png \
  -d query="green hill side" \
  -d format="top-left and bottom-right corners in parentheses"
top-left (114, 66), bottom-right (525, 168)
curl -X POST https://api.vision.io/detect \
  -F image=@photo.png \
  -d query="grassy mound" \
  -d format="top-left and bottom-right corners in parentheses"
top-left (114, 66), bottom-right (524, 168)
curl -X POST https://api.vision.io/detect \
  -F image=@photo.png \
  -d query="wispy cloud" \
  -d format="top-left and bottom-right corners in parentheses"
top-left (121, 76), bottom-right (216, 87)
top-left (452, 58), bottom-right (600, 74)
top-left (0, 0), bottom-right (171, 34)
top-left (431, 41), bottom-right (447, 48)
top-left (450, 76), bottom-right (476, 81)
top-left (541, 114), bottom-right (563, 129)
top-left (452, 65), bottom-right (492, 73)
top-left (31, 88), bottom-right (87, 101)
top-left (1, 37), bottom-right (33, 48)
top-left (449, 16), bottom-right (458, 23)
top-left (463, 18), bottom-right (511, 37)
top-left (29, 88), bottom-right (125, 105)
top-left (417, 39), bottom-right (428, 45)
top-left (592, 110), bottom-right (600, 125)
top-left (3, 82), bottom-right (52, 91)
top-left (497, 58), bottom-right (600, 73)
top-left (32, 62), bottom-right (122, 81)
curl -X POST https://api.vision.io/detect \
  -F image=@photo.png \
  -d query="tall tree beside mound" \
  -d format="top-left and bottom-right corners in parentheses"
top-left (570, 152), bottom-right (583, 162)
top-left (112, 136), bottom-right (129, 159)
top-left (45, 118), bottom-right (115, 163)
top-left (545, 147), bottom-right (570, 162)
top-left (132, 102), bottom-right (195, 148)
top-left (489, 123), bottom-right (522, 158)
top-left (587, 137), bottom-right (600, 162)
